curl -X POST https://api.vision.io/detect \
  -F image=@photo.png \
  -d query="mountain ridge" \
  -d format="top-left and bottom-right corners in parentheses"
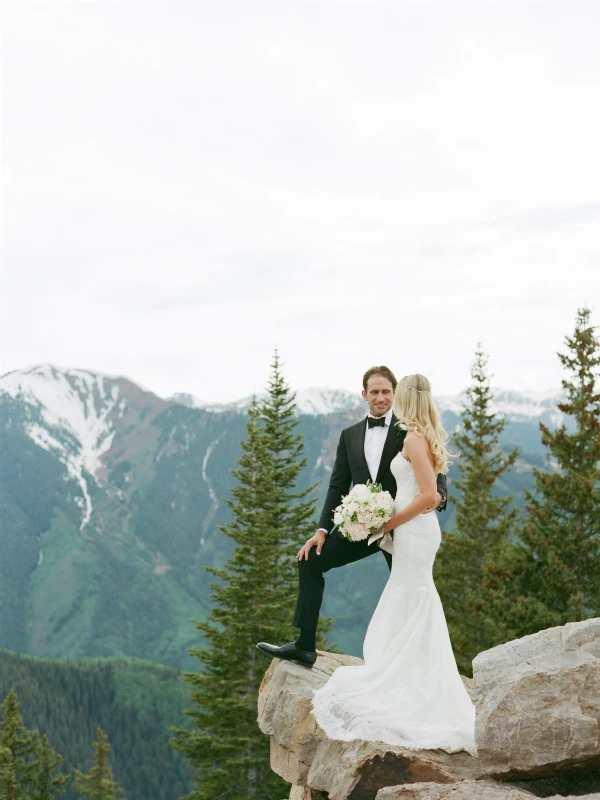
top-left (0, 363), bottom-right (561, 665)
top-left (2, 363), bottom-right (564, 422)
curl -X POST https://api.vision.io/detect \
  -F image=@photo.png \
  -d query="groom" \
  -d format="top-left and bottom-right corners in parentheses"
top-left (257, 365), bottom-right (448, 667)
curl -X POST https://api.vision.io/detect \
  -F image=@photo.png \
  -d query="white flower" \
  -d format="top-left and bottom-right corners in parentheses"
top-left (344, 522), bottom-right (365, 541)
top-left (375, 492), bottom-right (393, 512)
top-left (333, 483), bottom-right (394, 542)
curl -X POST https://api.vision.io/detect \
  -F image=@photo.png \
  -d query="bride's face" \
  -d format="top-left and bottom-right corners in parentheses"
top-left (362, 375), bottom-right (394, 418)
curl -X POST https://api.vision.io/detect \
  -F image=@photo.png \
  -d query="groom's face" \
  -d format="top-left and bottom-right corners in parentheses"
top-left (362, 375), bottom-right (394, 418)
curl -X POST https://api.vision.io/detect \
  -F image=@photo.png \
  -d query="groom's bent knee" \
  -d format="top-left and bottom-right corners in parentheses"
top-left (297, 547), bottom-right (326, 573)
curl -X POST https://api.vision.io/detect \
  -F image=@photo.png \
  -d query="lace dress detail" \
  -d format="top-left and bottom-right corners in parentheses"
top-left (311, 454), bottom-right (477, 756)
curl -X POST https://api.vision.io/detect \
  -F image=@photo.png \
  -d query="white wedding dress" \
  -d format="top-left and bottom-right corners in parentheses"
top-left (311, 452), bottom-right (477, 756)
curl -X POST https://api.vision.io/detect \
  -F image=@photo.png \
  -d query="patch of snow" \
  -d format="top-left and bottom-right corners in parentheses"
top-left (169, 392), bottom-right (206, 409)
top-left (295, 387), bottom-right (364, 416)
top-left (171, 387), bottom-right (365, 416)
top-left (28, 424), bottom-right (64, 453)
top-left (202, 443), bottom-right (218, 505)
top-left (436, 387), bottom-right (565, 422)
top-left (0, 364), bottom-right (121, 530)
top-left (199, 438), bottom-right (221, 547)
top-left (76, 465), bottom-right (94, 530)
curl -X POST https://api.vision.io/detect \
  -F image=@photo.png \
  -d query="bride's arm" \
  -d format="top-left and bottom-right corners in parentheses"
top-left (382, 433), bottom-right (438, 533)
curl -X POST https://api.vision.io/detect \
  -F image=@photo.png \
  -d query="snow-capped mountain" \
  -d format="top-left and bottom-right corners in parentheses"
top-left (171, 384), bottom-right (565, 424)
top-left (170, 387), bottom-right (365, 416)
top-left (436, 388), bottom-right (565, 427)
top-left (3, 365), bottom-right (565, 427)
top-left (0, 364), bottom-right (167, 529)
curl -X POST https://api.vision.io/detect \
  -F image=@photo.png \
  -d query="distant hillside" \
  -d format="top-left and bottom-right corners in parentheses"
top-left (0, 364), bottom-right (561, 662)
top-left (0, 648), bottom-right (192, 800)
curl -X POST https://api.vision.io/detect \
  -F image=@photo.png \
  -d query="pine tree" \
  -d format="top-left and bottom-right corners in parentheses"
top-left (32, 736), bottom-right (70, 800)
top-left (434, 347), bottom-right (519, 674)
top-left (0, 746), bottom-right (18, 800)
top-left (505, 307), bottom-right (600, 635)
top-left (260, 351), bottom-right (325, 596)
top-left (0, 689), bottom-right (41, 799)
top-left (171, 352), bottom-right (328, 800)
top-left (72, 729), bottom-right (124, 800)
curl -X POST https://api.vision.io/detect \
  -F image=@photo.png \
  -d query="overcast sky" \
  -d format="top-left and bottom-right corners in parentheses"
top-left (2, 2), bottom-right (599, 402)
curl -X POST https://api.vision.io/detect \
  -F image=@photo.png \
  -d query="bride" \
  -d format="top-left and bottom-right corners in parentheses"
top-left (311, 374), bottom-right (477, 757)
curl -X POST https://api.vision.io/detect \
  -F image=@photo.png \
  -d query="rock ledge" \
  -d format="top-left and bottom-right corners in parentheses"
top-left (258, 620), bottom-right (600, 799)
top-left (258, 652), bottom-right (480, 800)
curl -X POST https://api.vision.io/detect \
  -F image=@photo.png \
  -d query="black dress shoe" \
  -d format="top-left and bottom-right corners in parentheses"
top-left (256, 641), bottom-right (317, 668)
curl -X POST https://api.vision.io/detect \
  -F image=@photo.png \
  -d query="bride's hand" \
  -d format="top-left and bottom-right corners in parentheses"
top-left (421, 492), bottom-right (443, 514)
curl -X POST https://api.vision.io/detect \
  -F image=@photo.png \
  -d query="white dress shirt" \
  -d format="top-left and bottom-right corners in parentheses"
top-left (364, 408), bottom-right (393, 481)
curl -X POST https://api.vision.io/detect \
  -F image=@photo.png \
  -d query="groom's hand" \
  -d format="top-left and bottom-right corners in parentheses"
top-left (422, 493), bottom-right (443, 514)
top-left (297, 529), bottom-right (327, 560)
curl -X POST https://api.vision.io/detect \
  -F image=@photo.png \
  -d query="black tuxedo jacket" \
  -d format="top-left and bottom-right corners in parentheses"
top-left (318, 413), bottom-right (448, 535)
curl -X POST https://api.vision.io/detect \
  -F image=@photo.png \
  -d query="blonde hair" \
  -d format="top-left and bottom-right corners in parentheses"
top-left (393, 374), bottom-right (452, 474)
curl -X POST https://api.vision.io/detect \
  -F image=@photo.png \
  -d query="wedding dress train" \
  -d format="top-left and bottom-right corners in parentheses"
top-left (311, 453), bottom-right (477, 756)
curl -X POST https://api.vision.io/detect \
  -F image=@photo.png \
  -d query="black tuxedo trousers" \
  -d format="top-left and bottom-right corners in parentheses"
top-left (292, 527), bottom-right (392, 631)
top-left (292, 415), bottom-right (448, 633)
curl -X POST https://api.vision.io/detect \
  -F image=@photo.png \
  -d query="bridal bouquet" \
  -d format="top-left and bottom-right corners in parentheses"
top-left (333, 483), bottom-right (394, 542)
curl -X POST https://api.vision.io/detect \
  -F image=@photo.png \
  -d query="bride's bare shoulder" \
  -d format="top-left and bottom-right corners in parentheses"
top-left (404, 431), bottom-right (434, 463)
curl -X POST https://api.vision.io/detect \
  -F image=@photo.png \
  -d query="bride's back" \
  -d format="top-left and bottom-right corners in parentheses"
top-left (389, 452), bottom-right (441, 586)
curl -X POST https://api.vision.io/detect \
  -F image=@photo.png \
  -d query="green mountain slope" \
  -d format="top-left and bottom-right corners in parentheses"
top-left (0, 366), bottom-right (547, 664)
top-left (0, 648), bottom-right (192, 800)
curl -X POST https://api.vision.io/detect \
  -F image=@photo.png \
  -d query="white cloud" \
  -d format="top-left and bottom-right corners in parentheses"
top-left (2, 2), bottom-right (599, 402)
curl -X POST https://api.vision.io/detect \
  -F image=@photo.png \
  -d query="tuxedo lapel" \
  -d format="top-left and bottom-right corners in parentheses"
top-left (376, 414), bottom-right (404, 483)
top-left (351, 418), bottom-right (372, 482)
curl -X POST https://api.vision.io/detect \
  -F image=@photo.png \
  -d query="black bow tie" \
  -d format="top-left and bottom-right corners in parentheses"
top-left (367, 416), bottom-right (386, 428)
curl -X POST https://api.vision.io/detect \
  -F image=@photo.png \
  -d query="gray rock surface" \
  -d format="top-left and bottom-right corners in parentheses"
top-left (376, 780), bottom-right (536, 798)
top-left (472, 618), bottom-right (600, 778)
top-left (551, 796), bottom-right (600, 799)
top-left (258, 651), bottom-right (480, 800)
top-left (288, 786), bottom-right (328, 799)
top-left (376, 782), bottom-right (600, 799)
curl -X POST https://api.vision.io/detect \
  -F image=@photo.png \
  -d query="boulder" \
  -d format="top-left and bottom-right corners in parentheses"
top-left (289, 786), bottom-right (328, 799)
top-left (376, 782), bottom-right (600, 799)
top-left (472, 618), bottom-right (600, 778)
top-left (258, 651), bottom-right (480, 800)
top-left (547, 796), bottom-right (600, 799)
top-left (376, 780), bottom-right (536, 798)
